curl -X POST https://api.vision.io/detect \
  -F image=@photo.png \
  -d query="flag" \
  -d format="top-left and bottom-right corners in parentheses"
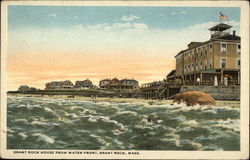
top-left (219, 12), bottom-right (228, 21)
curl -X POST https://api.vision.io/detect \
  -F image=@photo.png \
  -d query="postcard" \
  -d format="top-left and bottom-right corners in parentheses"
top-left (1, 0), bottom-right (249, 159)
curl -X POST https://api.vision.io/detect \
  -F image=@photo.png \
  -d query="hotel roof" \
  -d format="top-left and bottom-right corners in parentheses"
top-left (209, 23), bottom-right (232, 31)
top-left (174, 34), bottom-right (240, 58)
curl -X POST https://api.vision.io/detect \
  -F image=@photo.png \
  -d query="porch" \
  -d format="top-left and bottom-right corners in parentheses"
top-left (168, 69), bottom-right (240, 86)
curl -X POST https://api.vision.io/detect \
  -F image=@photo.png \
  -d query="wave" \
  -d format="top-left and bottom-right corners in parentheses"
top-left (32, 133), bottom-right (55, 144)
top-left (7, 96), bottom-right (240, 150)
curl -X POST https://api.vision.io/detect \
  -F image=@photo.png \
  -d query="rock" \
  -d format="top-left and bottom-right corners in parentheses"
top-left (173, 91), bottom-right (215, 106)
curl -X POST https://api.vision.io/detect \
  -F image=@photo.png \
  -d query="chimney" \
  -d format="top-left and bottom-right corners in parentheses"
top-left (233, 30), bottom-right (236, 36)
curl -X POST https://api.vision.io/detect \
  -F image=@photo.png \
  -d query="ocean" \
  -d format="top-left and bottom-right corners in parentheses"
top-left (7, 95), bottom-right (240, 150)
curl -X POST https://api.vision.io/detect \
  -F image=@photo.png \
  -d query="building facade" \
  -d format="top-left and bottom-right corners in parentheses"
top-left (120, 78), bottom-right (140, 90)
top-left (99, 79), bottom-right (111, 89)
top-left (17, 85), bottom-right (37, 92)
top-left (75, 79), bottom-right (94, 89)
top-left (18, 85), bottom-right (30, 92)
top-left (45, 80), bottom-right (74, 90)
top-left (168, 23), bottom-right (240, 86)
top-left (99, 78), bottom-right (140, 91)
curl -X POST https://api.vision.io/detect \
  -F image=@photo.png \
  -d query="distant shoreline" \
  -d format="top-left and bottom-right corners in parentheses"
top-left (7, 89), bottom-right (140, 98)
top-left (7, 93), bottom-right (240, 108)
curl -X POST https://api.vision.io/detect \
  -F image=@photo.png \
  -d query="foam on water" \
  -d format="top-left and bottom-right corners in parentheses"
top-left (32, 133), bottom-right (55, 144)
top-left (7, 96), bottom-right (240, 150)
top-left (213, 118), bottom-right (240, 132)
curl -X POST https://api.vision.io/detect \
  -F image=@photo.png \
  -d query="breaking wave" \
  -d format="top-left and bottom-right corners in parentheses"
top-left (7, 96), bottom-right (240, 150)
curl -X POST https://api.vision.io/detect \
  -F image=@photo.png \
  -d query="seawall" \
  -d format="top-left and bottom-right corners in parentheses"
top-left (180, 86), bottom-right (240, 101)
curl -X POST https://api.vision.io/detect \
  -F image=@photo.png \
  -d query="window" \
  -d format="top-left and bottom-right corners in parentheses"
top-left (221, 43), bottom-right (227, 52)
top-left (237, 44), bottom-right (241, 53)
top-left (210, 44), bottom-right (213, 52)
top-left (221, 59), bottom-right (226, 68)
top-left (237, 59), bottom-right (240, 68)
top-left (204, 60), bottom-right (207, 69)
top-left (210, 59), bottom-right (213, 69)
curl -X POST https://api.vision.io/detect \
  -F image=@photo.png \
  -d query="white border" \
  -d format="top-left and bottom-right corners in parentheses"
top-left (1, 1), bottom-right (249, 159)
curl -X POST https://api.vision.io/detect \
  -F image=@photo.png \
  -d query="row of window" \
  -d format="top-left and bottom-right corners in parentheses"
top-left (183, 59), bottom-right (240, 73)
top-left (182, 43), bottom-right (241, 60)
top-left (184, 61), bottom-right (213, 73)
top-left (184, 44), bottom-right (213, 59)
top-left (220, 58), bottom-right (240, 69)
top-left (221, 43), bottom-right (241, 53)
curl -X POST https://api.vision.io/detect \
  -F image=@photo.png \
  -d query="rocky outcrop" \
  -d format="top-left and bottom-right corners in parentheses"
top-left (173, 91), bottom-right (215, 106)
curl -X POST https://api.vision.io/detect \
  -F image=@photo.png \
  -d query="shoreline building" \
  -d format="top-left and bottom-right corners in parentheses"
top-left (75, 79), bottom-right (94, 89)
top-left (120, 78), bottom-right (140, 90)
top-left (141, 22), bottom-right (240, 100)
top-left (18, 85), bottom-right (29, 92)
top-left (167, 23), bottom-right (240, 86)
top-left (99, 78), bottom-right (112, 89)
top-left (45, 80), bottom-right (74, 90)
top-left (17, 85), bottom-right (37, 92)
top-left (99, 78), bottom-right (140, 91)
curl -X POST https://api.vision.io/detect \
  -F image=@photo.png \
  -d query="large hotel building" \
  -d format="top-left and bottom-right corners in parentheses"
top-left (168, 23), bottom-right (240, 86)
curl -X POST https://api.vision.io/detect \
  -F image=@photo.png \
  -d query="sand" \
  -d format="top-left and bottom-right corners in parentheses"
top-left (7, 93), bottom-right (240, 108)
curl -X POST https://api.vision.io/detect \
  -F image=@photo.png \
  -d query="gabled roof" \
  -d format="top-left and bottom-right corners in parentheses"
top-left (111, 77), bottom-right (119, 81)
top-left (75, 79), bottom-right (93, 86)
top-left (100, 78), bottom-right (111, 81)
top-left (120, 78), bottom-right (138, 82)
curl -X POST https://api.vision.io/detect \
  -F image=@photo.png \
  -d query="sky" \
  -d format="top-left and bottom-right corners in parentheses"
top-left (7, 6), bottom-right (240, 90)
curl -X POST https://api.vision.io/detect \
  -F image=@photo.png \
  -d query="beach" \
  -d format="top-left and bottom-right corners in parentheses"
top-left (8, 93), bottom-right (240, 108)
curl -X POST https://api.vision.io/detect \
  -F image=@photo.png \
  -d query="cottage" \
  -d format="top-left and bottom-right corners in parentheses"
top-left (120, 78), bottom-right (139, 91)
top-left (45, 80), bottom-right (74, 90)
top-left (99, 78), bottom-right (140, 90)
top-left (99, 78), bottom-right (111, 89)
top-left (75, 79), bottom-right (94, 89)
top-left (61, 80), bottom-right (74, 90)
top-left (18, 85), bottom-right (29, 92)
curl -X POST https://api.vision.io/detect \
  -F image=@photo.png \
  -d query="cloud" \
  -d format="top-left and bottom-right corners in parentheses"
top-left (171, 12), bottom-right (176, 15)
top-left (47, 13), bottom-right (57, 18)
top-left (187, 20), bottom-right (240, 32)
top-left (132, 23), bottom-right (148, 30)
top-left (187, 21), bottom-right (217, 30)
top-left (159, 13), bottom-right (165, 17)
top-left (75, 22), bottom-right (148, 32)
top-left (120, 15), bottom-right (140, 21)
top-left (87, 23), bottom-right (109, 30)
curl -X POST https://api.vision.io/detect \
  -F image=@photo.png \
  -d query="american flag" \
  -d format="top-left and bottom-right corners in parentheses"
top-left (219, 12), bottom-right (228, 21)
